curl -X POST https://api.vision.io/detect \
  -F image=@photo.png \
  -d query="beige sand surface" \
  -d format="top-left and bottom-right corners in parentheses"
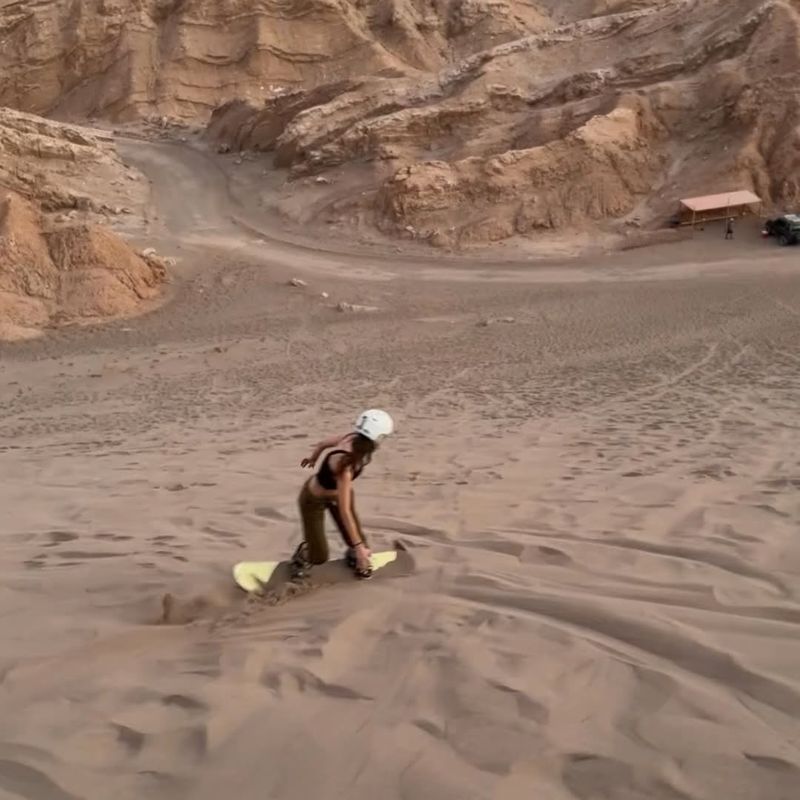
top-left (1, 138), bottom-right (799, 800)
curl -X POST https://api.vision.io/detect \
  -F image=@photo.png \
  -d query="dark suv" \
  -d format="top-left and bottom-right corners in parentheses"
top-left (765, 214), bottom-right (800, 245)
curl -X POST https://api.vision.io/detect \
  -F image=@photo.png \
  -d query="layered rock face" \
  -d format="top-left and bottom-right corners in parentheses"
top-left (0, 107), bottom-right (148, 218)
top-left (2, 0), bottom-right (799, 248)
top-left (206, 0), bottom-right (800, 245)
top-left (0, 192), bottom-right (167, 340)
top-left (0, 0), bottom-right (542, 120)
top-left (0, 107), bottom-right (166, 339)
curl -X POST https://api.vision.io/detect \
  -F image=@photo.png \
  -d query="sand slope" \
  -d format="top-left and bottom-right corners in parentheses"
top-left (0, 137), bottom-right (799, 799)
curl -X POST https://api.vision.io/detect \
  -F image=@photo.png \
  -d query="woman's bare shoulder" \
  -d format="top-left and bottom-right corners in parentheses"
top-left (336, 432), bottom-right (355, 449)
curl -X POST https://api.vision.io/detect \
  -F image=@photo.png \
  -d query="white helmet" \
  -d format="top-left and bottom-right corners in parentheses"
top-left (354, 409), bottom-right (394, 442)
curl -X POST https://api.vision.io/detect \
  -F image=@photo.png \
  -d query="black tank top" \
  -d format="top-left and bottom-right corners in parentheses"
top-left (316, 449), bottom-right (365, 490)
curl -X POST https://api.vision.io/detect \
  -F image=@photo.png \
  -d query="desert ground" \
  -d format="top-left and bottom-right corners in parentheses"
top-left (1, 134), bottom-right (800, 800)
top-left (2, 1), bottom-right (800, 798)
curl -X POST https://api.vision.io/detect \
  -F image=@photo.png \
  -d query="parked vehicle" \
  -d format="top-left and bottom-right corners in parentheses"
top-left (764, 214), bottom-right (800, 245)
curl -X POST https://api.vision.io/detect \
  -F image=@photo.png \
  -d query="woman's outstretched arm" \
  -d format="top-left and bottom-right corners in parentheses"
top-left (301, 432), bottom-right (348, 468)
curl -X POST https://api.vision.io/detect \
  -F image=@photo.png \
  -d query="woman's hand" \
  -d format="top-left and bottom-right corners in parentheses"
top-left (354, 542), bottom-right (372, 572)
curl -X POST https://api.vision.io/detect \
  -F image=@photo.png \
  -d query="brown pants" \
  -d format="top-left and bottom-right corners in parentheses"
top-left (298, 480), bottom-right (367, 564)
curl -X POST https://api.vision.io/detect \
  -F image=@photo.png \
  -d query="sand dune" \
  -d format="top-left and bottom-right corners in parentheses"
top-left (1, 134), bottom-right (800, 798)
top-left (2, 3), bottom-right (799, 798)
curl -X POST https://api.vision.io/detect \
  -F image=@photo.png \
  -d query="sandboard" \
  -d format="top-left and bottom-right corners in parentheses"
top-left (233, 541), bottom-right (413, 594)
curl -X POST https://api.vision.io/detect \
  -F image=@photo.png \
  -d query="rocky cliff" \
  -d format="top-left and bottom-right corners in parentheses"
top-left (0, 107), bottom-right (148, 218)
top-left (206, 0), bottom-right (800, 246)
top-left (0, 0), bottom-right (544, 120)
top-left (3, 0), bottom-right (799, 249)
top-left (0, 191), bottom-right (167, 340)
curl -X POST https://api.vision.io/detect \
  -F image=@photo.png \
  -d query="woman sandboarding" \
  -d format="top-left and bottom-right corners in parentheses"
top-left (291, 409), bottom-right (394, 581)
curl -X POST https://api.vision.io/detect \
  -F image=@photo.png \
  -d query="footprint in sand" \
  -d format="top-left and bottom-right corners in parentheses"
top-left (522, 545), bottom-right (572, 566)
top-left (254, 506), bottom-right (288, 521)
top-left (562, 753), bottom-right (686, 800)
top-left (161, 694), bottom-right (209, 712)
top-left (43, 530), bottom-right (79, 547)
top-left (95, 533), bottom-right (134, 542)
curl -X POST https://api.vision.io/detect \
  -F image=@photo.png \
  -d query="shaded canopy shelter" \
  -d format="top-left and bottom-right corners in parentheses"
top-left (677, 190), bottom-right (762, 226)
